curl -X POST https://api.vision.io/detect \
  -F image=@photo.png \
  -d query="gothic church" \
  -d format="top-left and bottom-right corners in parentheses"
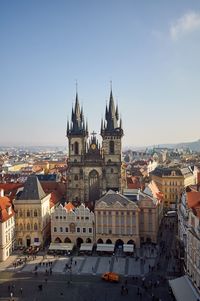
top-left (66, 89), bottom-right (123, 208)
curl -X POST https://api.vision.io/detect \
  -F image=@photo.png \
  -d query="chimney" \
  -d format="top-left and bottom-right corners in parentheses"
top-left (0, 189), bottom-right (4, 197)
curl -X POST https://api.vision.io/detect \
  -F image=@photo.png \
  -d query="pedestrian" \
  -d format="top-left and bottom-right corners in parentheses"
top-left (20, 287), bottom-right (23, 295)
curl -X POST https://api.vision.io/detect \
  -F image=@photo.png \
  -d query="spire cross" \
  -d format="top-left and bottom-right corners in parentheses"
top-left (91, 131), bottom-right (97, 138)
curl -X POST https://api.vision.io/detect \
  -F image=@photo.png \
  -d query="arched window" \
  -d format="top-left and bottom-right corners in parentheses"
top-left (20, 223), bottom-right (23, 231)
top-left (27, 223), bottom-right (30, 231)
top-left (34, 210), bottom-right (37, 217)
top-left (74, 141), bottom-right (79, 155)
top-left (34, 223), bottom-right (38, 230)
top-left (19, 210), bottom-right (23, 217)
top-left (109, 140), bottom-right (114, 154)
top-left (27, 210), bottom-right (30, 217)
top-left (74, 175), bottom-right (78, 181)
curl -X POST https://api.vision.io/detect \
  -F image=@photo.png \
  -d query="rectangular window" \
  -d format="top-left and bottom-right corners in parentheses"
top-left (89, 228), bottom-right (92, 233)
top-left (77, 227), bottom-right (80, 233)
top-left (60, 227), bottom-right (63, 232)
top-left (54, 227), bottom-right (57, 232)
top-left (83, 228), bottom-right (86, 233)
top-left (65, 227), bottom-right (68, 232)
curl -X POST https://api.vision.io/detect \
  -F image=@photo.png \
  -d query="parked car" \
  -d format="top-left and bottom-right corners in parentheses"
top-left (101, 272), bottom-right (119, 283)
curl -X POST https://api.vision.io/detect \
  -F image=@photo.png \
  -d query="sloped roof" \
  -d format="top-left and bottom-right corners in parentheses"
top-left (147, 181), bottom-right (163, 200)
top-left (96, 190), bottom-right (136, 207)
top-left (187, 190), bottom-right (200, 208)
top-left (19, 175), bottom-right (46, 200)
top-left (0, 196), bottom-right (14, 222)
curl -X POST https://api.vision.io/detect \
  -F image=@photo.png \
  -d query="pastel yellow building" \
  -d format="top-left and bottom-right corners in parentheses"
top-left (151, 167), bottom-right (195, 208)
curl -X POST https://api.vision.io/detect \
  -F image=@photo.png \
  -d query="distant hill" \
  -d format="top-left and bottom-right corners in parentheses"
top-left (123, 139), bottom-right (200, 152)
top-left (168, 139), bottom-right (200, 152)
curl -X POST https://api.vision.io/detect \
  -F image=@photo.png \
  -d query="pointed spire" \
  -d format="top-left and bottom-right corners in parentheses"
top-left (86, 119), bottom-right (88, 133)
top-left (101, 118), bottom-right (104, 132)
top-left (120, 117), bottom-right (123, 129)
top-left (115, 104), bottom-right (119, 120)
top-left (105, 104), bottom-right (108, 120)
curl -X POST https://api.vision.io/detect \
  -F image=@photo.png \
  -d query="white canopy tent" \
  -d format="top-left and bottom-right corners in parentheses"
top-left (123, 244), bottom-right (134, 253)
top-left (96, 244), bottom-right (115, 252)
top-left (168, 276), bottom-right (200, 301)
top-left (80, 243), bottom-right (93, 251)
top-left (49, 243), bottom-right (74, 251)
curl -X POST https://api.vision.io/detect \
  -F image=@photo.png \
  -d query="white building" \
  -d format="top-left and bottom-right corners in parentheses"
top-left (0, 189), bottom-right (15, 261)
top-left (51, 203), bottom-right (94, 246)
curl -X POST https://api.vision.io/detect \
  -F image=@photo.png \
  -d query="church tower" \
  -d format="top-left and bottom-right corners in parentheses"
top-left (101, 89), bottom-right (123, 192)
top-left (66, 87), bottom-right (123, 208)
top-left (66, 92), bottom-right (88, 204)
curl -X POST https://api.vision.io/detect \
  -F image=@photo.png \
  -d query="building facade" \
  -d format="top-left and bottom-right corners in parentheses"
top-left (51, 203), bottom-right (94, 245)
top-left (138, 181), bottom-right (163, 243)
top-left (0, 190), bottom-right (15, 261)
top-left (66, 90), bottom-right (123, 207)
top-left (94, 190), bottom-right (140, 248)
top-left (14, 176), bottom-right (51, 247)
top-left (151, 166), bottom-right (195, 208)
top-left (187, 208), bottom-right (200, 293)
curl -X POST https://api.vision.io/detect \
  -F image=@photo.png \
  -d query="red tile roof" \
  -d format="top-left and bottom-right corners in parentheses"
top-left (65, 202), bottom-right (75, 212)
top-left (148, 181), bottom-right (163, 201)
top-left (0, 196), bottom-right (14, 222)
top-left (187, 190), bottom-right (200, 208)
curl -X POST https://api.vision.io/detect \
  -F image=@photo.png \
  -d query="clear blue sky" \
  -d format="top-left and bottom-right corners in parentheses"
top-left (1, 0), bottom-right (200, 147)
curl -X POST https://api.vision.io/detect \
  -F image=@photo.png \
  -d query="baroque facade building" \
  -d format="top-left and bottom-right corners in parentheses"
top-left (66, 90), bottom-right (123, 207)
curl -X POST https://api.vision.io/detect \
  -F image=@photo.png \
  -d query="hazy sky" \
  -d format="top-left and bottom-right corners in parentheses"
top-left (1, 0), bottom-right (200, 147)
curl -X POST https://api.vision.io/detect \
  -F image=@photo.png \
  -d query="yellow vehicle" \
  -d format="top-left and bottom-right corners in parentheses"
top-left (101, 272), bottom-right (119, 283)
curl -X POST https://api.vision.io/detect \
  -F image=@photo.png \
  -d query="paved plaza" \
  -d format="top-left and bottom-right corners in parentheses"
top-left (0, 216), bottom-right (184, 301)
top-left (0, 245), bottom-right (157, 277)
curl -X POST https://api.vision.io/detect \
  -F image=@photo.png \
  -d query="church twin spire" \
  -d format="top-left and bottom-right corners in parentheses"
top-left (67, 87), bottom-right (123, 137)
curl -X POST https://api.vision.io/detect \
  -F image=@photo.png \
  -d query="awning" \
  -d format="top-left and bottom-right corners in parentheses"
top-left (123, 244), bottom-right (134, 253)
top-left (169, 275), bottom-right (200, 301)
top-left (80, 243), bottom-right (93, 251)
top-left (49, 243), bottom-right (74, 251)
top-left (33, 242), bottom-right (41, 247)
top-left (96, 244), bottom-right (114, 252)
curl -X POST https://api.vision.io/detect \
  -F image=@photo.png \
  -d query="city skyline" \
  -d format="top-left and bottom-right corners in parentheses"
top-left (1, 1), bottom-right (200, 147)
